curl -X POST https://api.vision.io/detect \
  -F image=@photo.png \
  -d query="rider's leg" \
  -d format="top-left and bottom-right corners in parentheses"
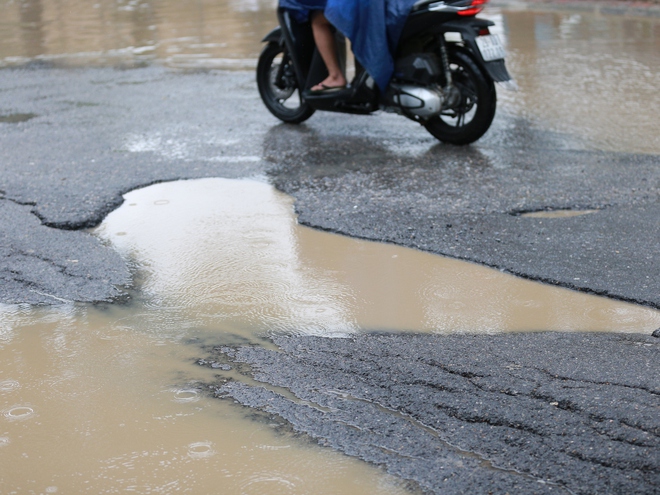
top-left (310, 11), bottom-right (347, 91)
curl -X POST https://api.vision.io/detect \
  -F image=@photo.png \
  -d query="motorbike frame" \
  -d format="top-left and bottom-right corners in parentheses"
top-left (262, 5), bottom-right (512, 115)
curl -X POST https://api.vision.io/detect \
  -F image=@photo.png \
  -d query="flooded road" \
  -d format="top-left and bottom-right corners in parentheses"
top-left (1, 0), bottom-right (659, 153)
top-left (1, 1), bottom-right (660, 492)
top-left (0, 0), bottom-right (278, 69)
top-left (493, 7), bottom-right (660, 154)
top-left (2, 178), bottom-right (659, 493)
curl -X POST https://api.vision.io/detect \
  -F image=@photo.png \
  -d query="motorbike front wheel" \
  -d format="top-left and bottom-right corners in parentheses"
top-left (257, 42), bottom-right (315, 124)
top-left (424, 49), bottom-right (496, 145)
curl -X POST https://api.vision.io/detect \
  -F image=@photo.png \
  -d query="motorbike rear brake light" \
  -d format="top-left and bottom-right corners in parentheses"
top-left (458, 0), bottom-right (488, 16)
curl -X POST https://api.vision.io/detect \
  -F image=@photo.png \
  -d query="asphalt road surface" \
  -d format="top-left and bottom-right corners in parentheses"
top-left (204, 331), bottom-right (659, 494)
top-left (1, 61), bottom-right (658, 493)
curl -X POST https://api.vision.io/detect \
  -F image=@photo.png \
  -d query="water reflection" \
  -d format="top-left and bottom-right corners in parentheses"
top-left (19, 0), bottom-right (45, 58)
top-left (99, 178), bottom-right (357, 336)
top-left (0, 0), bottom-right (277, 68)
top-left (495, 8), bottom-right (660, 153)
top-left (96, 178), bottom-right (660, 334)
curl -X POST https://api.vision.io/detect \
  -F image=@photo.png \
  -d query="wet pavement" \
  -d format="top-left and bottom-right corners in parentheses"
top-left (1, 0), bottom-right (660, 493)
top-left (1, 66), bottom-right (658, 307)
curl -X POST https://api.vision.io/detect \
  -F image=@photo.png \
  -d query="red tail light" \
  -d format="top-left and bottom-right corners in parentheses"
top-left (458, 0), bottom-right (488, 16)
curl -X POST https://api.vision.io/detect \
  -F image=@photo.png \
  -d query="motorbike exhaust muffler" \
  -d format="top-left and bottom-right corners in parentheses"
top-left (386, 84), bottom-right (444, 118)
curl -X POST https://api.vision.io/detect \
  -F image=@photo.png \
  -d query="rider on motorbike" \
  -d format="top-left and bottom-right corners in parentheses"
top-left (259, 0), bottom-right (513, 144)
top-left (277, 1), bottom-right (345, 92)
top-left (278, 0), bottom-right (418, 92)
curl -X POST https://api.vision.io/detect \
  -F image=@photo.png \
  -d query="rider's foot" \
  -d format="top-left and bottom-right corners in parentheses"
top-left (311, 74), bottom-right (347, 92)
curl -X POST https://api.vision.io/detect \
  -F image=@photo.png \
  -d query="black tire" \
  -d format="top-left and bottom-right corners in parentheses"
top-left (424, 49), bottom-right (496, 145)
top-left (256, 42), bottom-right (315, 124)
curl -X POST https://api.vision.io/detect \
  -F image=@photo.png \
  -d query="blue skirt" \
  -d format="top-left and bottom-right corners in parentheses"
top-left (278, 0), bottom-right (326, 22)
top-left (279, 0), bottom-right (418, 91)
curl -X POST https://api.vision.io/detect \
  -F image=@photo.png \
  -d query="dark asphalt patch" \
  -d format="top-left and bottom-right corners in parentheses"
top-left (204, 331), bottom-right (660, 495)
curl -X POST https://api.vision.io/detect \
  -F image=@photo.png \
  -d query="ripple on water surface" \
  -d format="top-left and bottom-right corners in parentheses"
top-left (240, 473), bottom-right (302, 495)
top-left (172, 388), bottom-right (201, 404)
top-left (187, 441), bottom-right (215, 459)
top-left (3, 405), bottom-right (35, 422)
top-left (0, 380), bottom-right (20, 393)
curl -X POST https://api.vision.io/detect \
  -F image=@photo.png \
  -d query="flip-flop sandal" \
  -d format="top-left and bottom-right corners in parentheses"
top-left (310, 84), bottom-right (347, 94)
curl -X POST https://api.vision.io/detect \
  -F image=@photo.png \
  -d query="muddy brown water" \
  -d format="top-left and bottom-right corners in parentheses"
top-left (1, 0), bottom-right (659, 153)
top-left (2, 178), bottom-right (660, 494)
top-left (0, 305), bottom-right (412, 495)
top-left (521, 209), bottom-right (599, 218)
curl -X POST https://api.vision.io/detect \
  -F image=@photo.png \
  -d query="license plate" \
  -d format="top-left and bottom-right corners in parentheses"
top-left (475, 34), bottom-right (506, 62)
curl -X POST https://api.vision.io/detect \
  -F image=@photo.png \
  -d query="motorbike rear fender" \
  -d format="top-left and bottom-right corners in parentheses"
top-left (262, 26), bottom-right (283, 44)
top-left (434, 18), bottom-right (512, 83)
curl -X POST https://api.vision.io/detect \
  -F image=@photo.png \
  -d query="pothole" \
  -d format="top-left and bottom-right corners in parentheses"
top-left (0, 304), bottom-right (411, 495)
top-left (0, 113), bottom-right (37, 124)
top-left (95, 178), bottom-right (660, 334)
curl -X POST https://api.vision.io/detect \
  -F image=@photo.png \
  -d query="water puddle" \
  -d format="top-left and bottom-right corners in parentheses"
top-left (1, 177), bottom-right (659, 493)
top-left (520, 209), bottom-right (599, 218)
top-left (0, 0), bottom-right (278, 69)
top-left (487, 7), bottom-right (660, 153)
top-left (98, 178), bottom-right (660, 335)
top-left (0, 304), bottom-right (411, 495)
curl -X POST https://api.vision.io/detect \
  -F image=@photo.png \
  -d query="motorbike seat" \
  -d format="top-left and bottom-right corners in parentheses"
top-left (411, 0), bottom-right (466, 11)
top-left (411, 0), bottom-right (441, 11)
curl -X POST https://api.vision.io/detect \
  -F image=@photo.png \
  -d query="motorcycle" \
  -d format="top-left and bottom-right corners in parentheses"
top-left (257, 0), bottom-right (514, 145)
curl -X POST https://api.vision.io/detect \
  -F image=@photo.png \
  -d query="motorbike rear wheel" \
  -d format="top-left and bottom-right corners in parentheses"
top-left (424, 49), bottom-right (496, 145)
top-left (257, 42), bottom-right (315, 124)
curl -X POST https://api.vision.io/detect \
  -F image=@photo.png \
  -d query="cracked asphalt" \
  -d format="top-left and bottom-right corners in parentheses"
top-left (1, 60), bottom-right (659, 492)
top-left (203, 331), bottom-right (659, 495)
